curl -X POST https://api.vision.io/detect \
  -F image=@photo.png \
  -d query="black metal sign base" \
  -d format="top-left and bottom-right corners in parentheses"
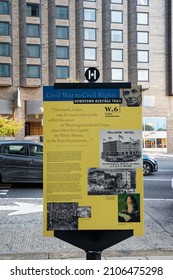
top-left (54, 230), bottom-right (133, 260)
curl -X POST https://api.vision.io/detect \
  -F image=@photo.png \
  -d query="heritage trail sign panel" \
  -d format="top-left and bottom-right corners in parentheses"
top-left (43, 83), bottom-right (144, 238)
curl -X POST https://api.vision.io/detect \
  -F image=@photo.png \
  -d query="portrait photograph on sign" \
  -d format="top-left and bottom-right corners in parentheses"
top-left (118, 193), bottom-right (140, 223)
top-left (121, 86), bottom-right (142, 107)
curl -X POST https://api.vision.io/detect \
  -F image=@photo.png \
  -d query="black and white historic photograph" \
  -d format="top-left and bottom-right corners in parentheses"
top-left (47, 202), bottom-right (79, 230)
top-left (76, 206), bottom-right (91, 218)
top-left (100, 130), bottom-right (142, 168)
top-left (88, 168), bottom-right (136, 195)
top-left (47, 203), bottom-right (91, 231)
top-left (121, 86), bottom-right (142, 107)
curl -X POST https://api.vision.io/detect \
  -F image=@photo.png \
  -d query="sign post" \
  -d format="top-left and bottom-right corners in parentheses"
top-left (43, 81), bottom-right (143, 260)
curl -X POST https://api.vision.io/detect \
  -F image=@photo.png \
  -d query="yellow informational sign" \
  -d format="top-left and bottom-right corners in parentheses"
top-left (43, 84), bottom-right (144, 237)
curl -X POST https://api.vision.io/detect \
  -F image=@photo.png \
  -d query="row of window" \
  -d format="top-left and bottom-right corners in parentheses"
top-left (0, 2), bottom-right (149, 19)
top-left (0, 64), bottom-right (68, 79)
top-left (0, 42), bottom-right (149, 63)
top-left (0, 22), bottom-right (150, 44)
top-left (0, 63), bottom-right (149, 81)
top-left (111, 0), bottom-right (148, 4)
top-left (0, 0), bottom-right (149, 16)
top-left (136, 1), bottom-right (149, 82)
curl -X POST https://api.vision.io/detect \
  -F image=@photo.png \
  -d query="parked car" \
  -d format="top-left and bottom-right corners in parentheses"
top-left (0, 140), bottom-right (158, 183)
top-left (143, 154), bottom-right (158, 175)
top-left (0, 140), bottom-right (43, 183)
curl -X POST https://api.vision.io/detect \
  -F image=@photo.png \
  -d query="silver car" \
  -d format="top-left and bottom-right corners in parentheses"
top-left (0, 140), bottom-right (43, 183)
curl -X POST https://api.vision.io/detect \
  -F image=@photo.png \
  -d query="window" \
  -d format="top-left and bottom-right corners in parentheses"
top-left (111, 49), bottom-right (123, 61)
top-left (112, 68), bottom-right (123, 81)
top-left (27, 65), bottom-right (40, 78)
top-left (0, 63), bottom-right (10, 77)
top-left (137, 50), bottom-right (149, 62)
top-left (138, 69), bottom-right (149, 81)
top-left (137, 31), bottom-right (149, 44)
top-left (143, 117), bottom-right (167, 149)
top-left (56, 46), bottom-right (69, 59)
top-left (29, 144), bottom-right (43, 157)
top-left (27, 45), bottom-right (40, 58)
top-left (143, 117), bottom-right (166, 132)
top-left (85, 0), bottom-right (96, 2)
top-left (137, 13), bottom-right (148, 25)
top-left (137, 0), bottom-right (148, 6)
top-left (56, 26), bottom-right (69, 39)
top-left (1, 144), bottom-right (26, 155)
top-left (84, 28), bottom-right (96, 41)
top-left (27, 24), bottom-right (40, 37)
top-left (26, 3), bottom-right (39, 17)
top-left (0, 43), bottom-right (10, 56)
top-left (84, 8), bottom-right (96, 21)
top-left (0, 21), bottom-right (10, 36)
top-left (111, 11), bottom-right (123, 23)
top-left (0, 1), bottom-right (9, 14)
top-left (156, 118), bottom-right (166, 131)
top-left (56, 6), bottom-right (68, 19)
top-left (111, 0), bottom-right (123, 3)
top-left (111, 30), bottom-right (123, 42)
top-left (56, 66), bottom-right (69, 79)
top-left (143, 117), bottom-right (155, 131)
top-left (84, 48), bottom-right (96, 60)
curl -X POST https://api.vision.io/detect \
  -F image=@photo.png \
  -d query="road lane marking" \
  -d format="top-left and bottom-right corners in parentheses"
top-left (144, 178), bottom-right (171, 181)
top-left (0, 197), bottom-right (42, 200)
top-left (158, 170), bottom-right (173, 172)
top-left (0, 189), bottom-right (9, 196)
top-left (144, 198), bottom-right (173, 201)
top-left (0, 202), bottom-right (42, 215)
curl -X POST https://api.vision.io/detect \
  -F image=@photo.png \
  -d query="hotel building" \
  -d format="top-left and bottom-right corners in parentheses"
top-left (0, 0), bottom-right (172, 151)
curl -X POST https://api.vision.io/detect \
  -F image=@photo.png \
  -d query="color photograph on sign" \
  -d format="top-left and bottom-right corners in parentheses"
top-left (43, 84), bottom-right (143, 236)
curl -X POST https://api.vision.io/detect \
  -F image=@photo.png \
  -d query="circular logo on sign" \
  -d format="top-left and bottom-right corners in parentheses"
top-left (85, 67), bottom-right (100, 82)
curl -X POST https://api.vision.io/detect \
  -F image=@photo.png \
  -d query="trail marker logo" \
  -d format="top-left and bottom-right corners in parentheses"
top-left (104, 105), bottom-right (120, 117)
top-left (85, 67), bottom-right (100, 82)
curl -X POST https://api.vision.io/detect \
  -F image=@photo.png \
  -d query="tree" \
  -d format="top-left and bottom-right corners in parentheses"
top-left (0, 115), bottom-right (23, 136)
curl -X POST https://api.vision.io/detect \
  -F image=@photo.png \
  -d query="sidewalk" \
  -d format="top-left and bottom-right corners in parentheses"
top-left (0, 200), bottom-right (172, 260)
top-left (143, 150), bottom-right (173, 158)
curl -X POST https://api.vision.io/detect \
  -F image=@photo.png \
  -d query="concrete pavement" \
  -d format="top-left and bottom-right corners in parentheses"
top-left (0, 199), bottom-right (172, 260)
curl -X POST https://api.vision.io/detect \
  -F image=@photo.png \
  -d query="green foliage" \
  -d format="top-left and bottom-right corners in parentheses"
top-left (0, 115), bottom-right (23, 136)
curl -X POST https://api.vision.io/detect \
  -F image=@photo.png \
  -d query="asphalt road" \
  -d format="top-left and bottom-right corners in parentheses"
top-left (144, 157), bottom-right (173, 199)
top-left (1, 157), bottom-right (173, 200)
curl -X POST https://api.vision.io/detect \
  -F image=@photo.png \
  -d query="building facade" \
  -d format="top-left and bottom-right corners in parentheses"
top-left (0, 0), bottom-right (173, 151)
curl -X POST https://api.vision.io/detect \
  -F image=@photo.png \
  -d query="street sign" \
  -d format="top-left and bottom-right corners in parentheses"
top-left (85, 67), bottom-right (100, 82)
top-left (43, 83), bottom-right (143, 258)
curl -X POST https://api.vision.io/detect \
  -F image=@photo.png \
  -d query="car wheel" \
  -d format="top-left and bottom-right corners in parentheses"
top-left (143, 162), bottom-right (152, 175)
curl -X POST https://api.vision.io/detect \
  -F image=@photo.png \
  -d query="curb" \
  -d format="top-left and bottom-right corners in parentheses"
top-left (0, 250), bottom-right (173, 260)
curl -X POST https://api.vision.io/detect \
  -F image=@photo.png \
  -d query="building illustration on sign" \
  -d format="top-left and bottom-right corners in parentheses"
top-left (100, 130), bottom-right (142, 168)
top-left (88, 168), bottom-right (136, 195)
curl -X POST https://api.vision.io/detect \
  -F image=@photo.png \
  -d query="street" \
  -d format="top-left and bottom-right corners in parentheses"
top-left (0, 156), bottom-right (173, 259)
top-left (1, 158), bottom-right (173, 200)
top-left (144, 158), bottom-right (173, 199)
